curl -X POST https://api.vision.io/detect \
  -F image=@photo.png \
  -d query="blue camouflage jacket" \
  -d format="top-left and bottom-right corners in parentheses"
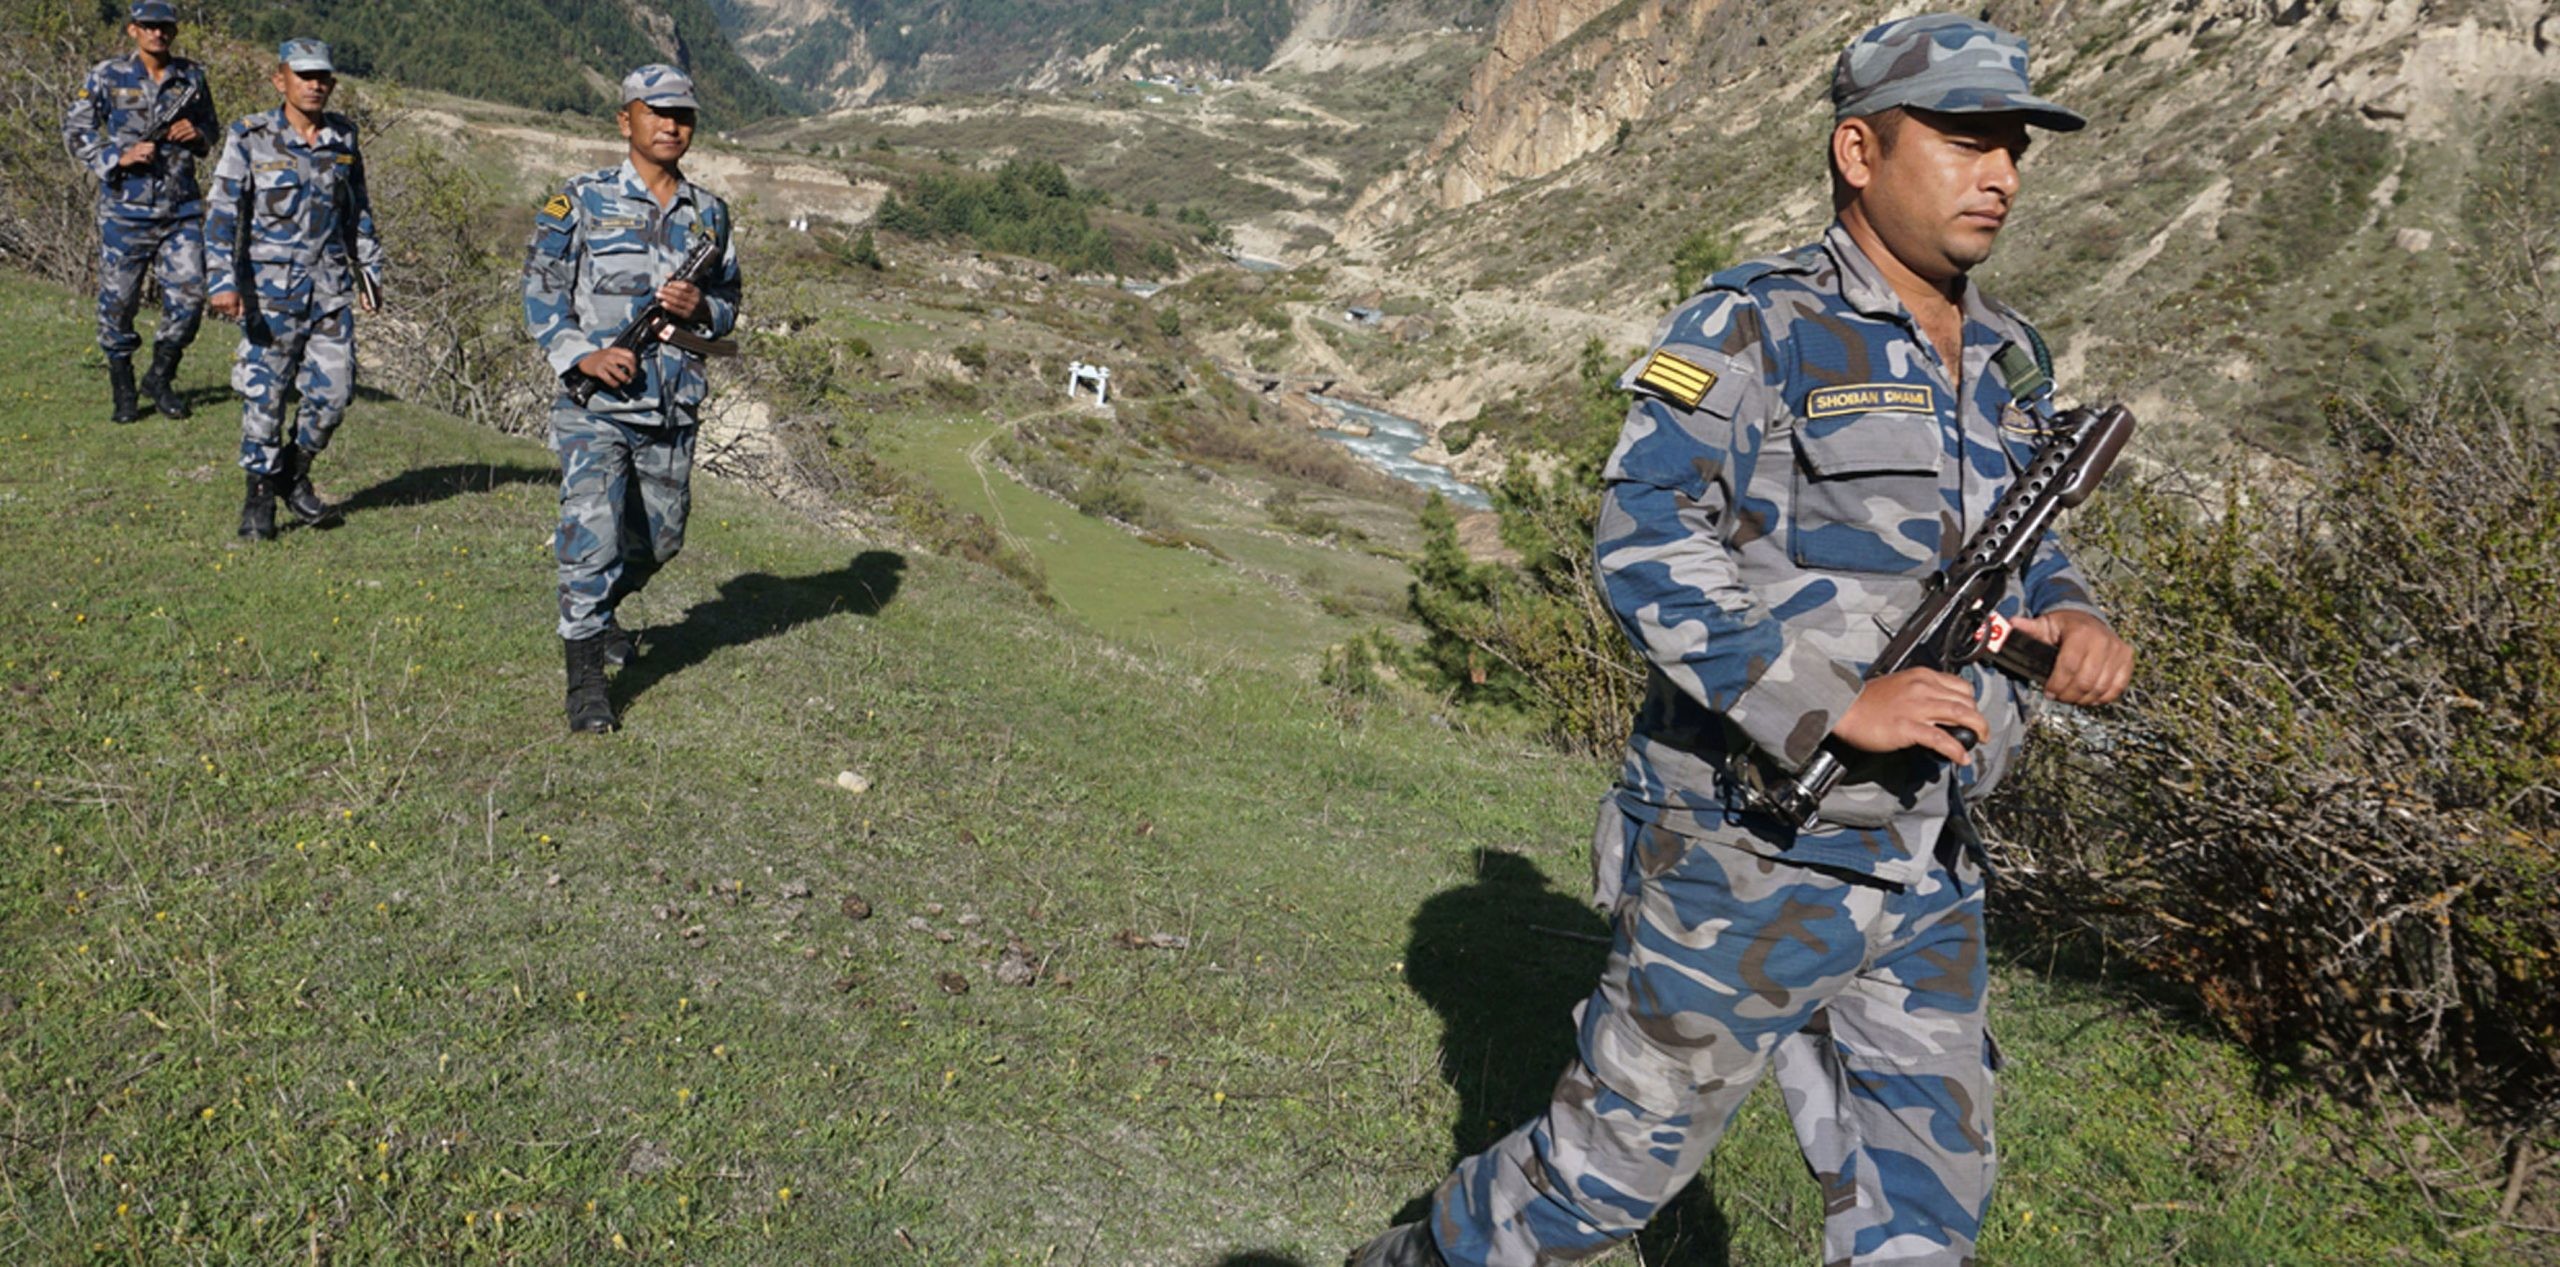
top-left (203, 108), bottom-right (383, 311)
top-left (62, 53), bottom-right (217, 220)
top-left (522, 161), bottom-right (740, 423)
top-left (1598, 220), bottom-right (2107, 885)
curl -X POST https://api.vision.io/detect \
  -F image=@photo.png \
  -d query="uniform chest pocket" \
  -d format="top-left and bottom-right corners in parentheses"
top-left (586, 239), bottom-right (658, 296)
top-left (1787, 412), bottom-right (1946, 576)
top-left (253, 169), bottom-right (306, 221)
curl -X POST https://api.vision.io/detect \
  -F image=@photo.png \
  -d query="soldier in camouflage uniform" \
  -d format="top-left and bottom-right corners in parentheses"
top-left (62, 1), bottom-right (219, 424)
top-left (1352, 15), bottom-right (2134, 1267)
top-left (523, 65), bottom-right (740, 734)
top-left (205, 38), bottom-right (383, 541)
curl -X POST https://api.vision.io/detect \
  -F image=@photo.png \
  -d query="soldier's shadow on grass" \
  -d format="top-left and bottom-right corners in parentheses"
top-left (1388, 848), bottom-right (1738, 1266)
top-left (612, 549), bottom-right (907, 709)
top-left (175, 383), bottom-right (228, 415)
top-left (333, 461), bottom-right (554, 518)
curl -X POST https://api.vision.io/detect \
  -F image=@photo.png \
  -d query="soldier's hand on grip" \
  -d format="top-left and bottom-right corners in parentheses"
top-left (656, 280), bottom-right (701, 321)
top-left (164, 119), bottom-right (199, 145)
top-left (209, 291), bottom-right (243, 321)
top-left (574, 347), bottom-right (639, 388)
top-left (2006, 610), bottom-right (2131, 706)
top-left (1836, 668), bottom-right (1987, 766)
top-left (119, 141), bottom-right (157, 168)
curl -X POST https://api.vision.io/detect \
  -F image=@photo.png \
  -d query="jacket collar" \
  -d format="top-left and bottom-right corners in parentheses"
top-left (259, 105), bottom-right (349, 149)
top-left (614, 158), bottom-right (698, 213)
top-left (1821, 218), bottom-right (2017, 344)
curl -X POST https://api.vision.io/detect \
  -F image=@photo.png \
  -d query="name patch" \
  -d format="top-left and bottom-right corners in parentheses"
top-left (1805, 383), bottom-right (1936, 418)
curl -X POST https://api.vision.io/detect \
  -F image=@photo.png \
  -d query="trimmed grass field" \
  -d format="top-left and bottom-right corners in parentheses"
top-left (0, 271), bottom-right (2529, 1264)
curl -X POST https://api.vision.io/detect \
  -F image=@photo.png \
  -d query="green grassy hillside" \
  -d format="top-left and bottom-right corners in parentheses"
top-left (0, 270), bottom-right (2532, 1263)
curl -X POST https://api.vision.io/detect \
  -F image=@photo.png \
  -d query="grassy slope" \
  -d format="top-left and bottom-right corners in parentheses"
top-left (0, 271), bottom-right (2525, 1264)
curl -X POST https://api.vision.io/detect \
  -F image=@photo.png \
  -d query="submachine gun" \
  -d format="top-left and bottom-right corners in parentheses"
top-left (1758, 402), bottom-right (2137, 829)
top-left (562, 233), bottom-right (737, 406)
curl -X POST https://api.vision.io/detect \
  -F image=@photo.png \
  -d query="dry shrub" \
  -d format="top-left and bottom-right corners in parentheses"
top-left (358, 127), bottom-right (552, 433)
top-left (1998, 371), bottom-right (2560, 1125)
top-left (0, 4), bottom-right (99, 284)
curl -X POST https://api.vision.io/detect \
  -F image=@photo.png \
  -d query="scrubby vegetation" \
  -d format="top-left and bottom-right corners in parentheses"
top-left (875, 160), bottom-right (1125, 276)
top-left (2001, 374), bottom-right (2560, 1123)
top-left (1406, 339), bottom-right (1640, 752)
top-left (201, 0), bottom-right (801, 121)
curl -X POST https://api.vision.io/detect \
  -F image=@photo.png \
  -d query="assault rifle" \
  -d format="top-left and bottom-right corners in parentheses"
top-left (138, 76), bottom-right (202, 149)
top-left (1757, 402), bottom-right (2137, 829)
top-left (561, 233), bottom-right (737, 406)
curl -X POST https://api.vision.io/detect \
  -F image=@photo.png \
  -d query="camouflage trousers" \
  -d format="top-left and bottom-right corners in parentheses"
top-left (96, 213), bottom-right (205, 358)
top-left (232, 296), bottom-right (355, 475)
top-left (1427, 805), bottom-right (1993, 1267)
top-left (550, 405), bottom-right (695, 641)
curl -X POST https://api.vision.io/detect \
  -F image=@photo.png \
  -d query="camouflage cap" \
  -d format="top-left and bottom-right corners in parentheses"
top-left (1831, 14), bottom-right (2085, 133)
top-left (279, 38), bottom-right (335, 74)
top-left (620, 64), bottom-right (699, 111)
top-left (128, 1), bottom-right (178, 23)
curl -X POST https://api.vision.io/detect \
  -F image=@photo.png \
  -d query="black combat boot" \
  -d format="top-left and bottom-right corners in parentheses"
top-left (139, 343), bottom-right (190, 419)
top-left (237, 470), bottom-right (277, 541)
top-left (276, 443), bottom-right (342, 528)
top-left (1345, 1224), bottom-right (1447, 1267)
top-left (599, 622), bottom-right (637, 668)
top-left (563, 634), bottom-right (618, 733)
top-left (107, 356), bottom-right (140, 424)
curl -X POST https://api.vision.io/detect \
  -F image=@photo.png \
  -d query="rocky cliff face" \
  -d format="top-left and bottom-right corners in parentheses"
top-left (1329, 0), bottom-right (2560, 452)
top-left (1348, 0), bottom-right (1713, 235)
top-left (1353, 0), bottom-right (2560, 233)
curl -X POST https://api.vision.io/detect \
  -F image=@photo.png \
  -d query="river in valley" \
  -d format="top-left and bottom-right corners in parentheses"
top-left (1309, 394), bottom-right (1489, 510)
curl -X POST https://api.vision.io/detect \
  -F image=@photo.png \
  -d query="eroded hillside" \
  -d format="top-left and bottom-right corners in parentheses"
top-left (714, 0), bottom-right (1506, 105)
top-left (1320, 0), bottom-right (2560, 458)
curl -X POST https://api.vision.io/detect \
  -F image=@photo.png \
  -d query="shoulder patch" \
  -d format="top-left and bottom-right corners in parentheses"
top-left (1633, 351), bottom-right (1718, 409)
top-left (542, 193), bottom-right (572, 219)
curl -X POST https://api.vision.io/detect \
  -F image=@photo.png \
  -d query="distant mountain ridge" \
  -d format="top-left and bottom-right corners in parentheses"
top-left (711, 0), bottom-right (1504, 105)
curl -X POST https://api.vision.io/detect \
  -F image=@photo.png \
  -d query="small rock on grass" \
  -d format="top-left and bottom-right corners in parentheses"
top-left (935, 972), bottom-right (971, 996)
top-left (1112, 929), bottom-right (1190, 951)
top-left (834, 770), bottom-right (871, 795)
top-left (994, 939), bottom-right (1040, 987)
top-left (624, 1138), bottom-right (677, 1177)
top-left (841, 893), bottom-right (873, 920)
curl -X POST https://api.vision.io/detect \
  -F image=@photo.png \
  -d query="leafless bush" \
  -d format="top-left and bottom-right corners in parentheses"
top-left (1997, 368), bottom-right (2560, 1126)
top-left (358, 120), bottom-right (552, 434)
top-left (0, 4), bottom-right (95, 285)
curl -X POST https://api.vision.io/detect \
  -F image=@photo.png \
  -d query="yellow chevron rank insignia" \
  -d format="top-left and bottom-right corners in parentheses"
top-left (541, 194), bottom-right (573, 219)
top-left (1635, 351), bottom-right (1717, 409)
